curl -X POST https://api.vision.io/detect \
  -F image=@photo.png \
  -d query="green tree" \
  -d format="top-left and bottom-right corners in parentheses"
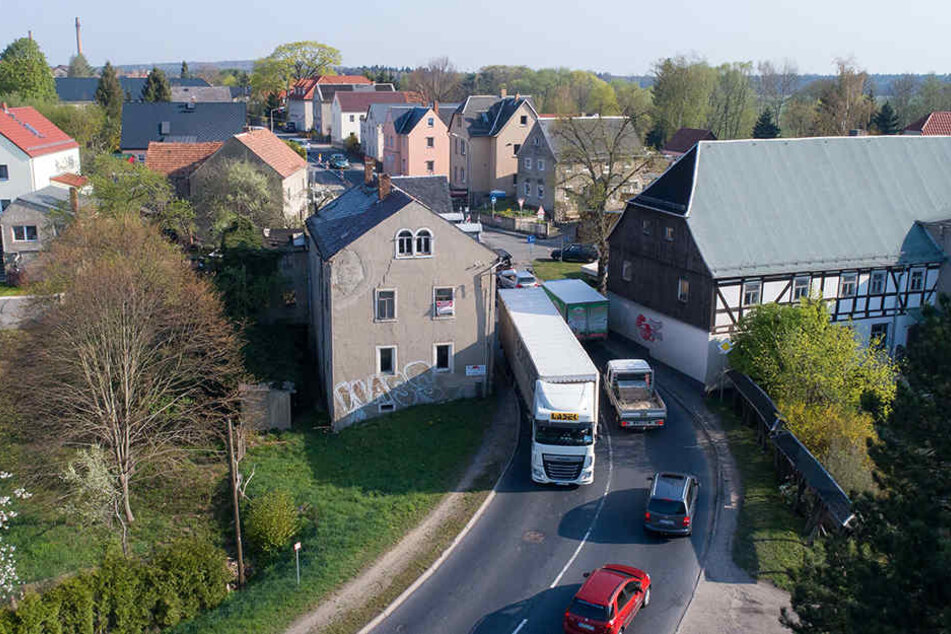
top-left (812, 58), bottom-right (875, 136)
top-left (707, 62), bottom-right (757, 139)
top-left (141, 66), bottom-right (171, 102)
top-left (0, 37), bottom-right (56, 102)
top-left (180, 60), bottom-right (190, 79)
top-left (753, 108), bottom-right (781, 138)
top-left (872, 102), bottom-right (900, 135)
top-left (35, 101), bottom-right (108, 150)
top-left (649, 56), bottom-right (716, 144)
top-left (192, 159), bottom-right (284, 238)
top-left (251, 41), bottom-right (341, 97)
top-left (67, 52), bottom-right (94, 78)
top-left (95, 61), bottom-right (124, 118)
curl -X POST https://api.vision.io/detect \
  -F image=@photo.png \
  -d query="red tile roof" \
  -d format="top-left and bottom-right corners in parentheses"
top-left (904, 111), bottom-right (951, 135)
top-left (145, 141), bottom-right (223, 177)
top-left (0, 105), bottom-right (79, 158)
top-left (335, 91), bottom-right (418, 113)
top-left (232, 129), bottom-right (307, 179)
top-left (50, 173), bottom-right (88, 188)
top-left (290, 75), bottom-right (374, 101)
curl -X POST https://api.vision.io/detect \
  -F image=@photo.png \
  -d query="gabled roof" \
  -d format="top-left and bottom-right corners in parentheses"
top-left (145, 141), bottom-right (223, 177)
top-left (366, 102), bottom-right (411, 126)
top-left (453, 95), bottom-right (537, 137)
top-left (55, 77), bottom-right (209, 102)
top-left (171, 86), bottom-right (234, 103)
top-left (435, 103), bottom-right (460, 127)
top-left (231, 129), bottom-right (307, 178)
top-left (5, 184), bottom-right (88, 213)
top-left (391, 175), bottom-right (452, 215)
top-left (903, 111), bottom-right (951, 136)
top-left (0, 105), bottom-right (79, 158)
top-left (335, 91), bottom-right (417, 113)
top-left (391, 106), bottom-right (435, 135)
top-left (628, 136), bottom-right (951, 278)
top-left (534, 116), bottom-right (642, 161)
top-left (290, 75), bottom-right (375, 101)
top-left (317, 75), bottom-right (372, 85)
top-left (663, 127), bottom-right (716, 155)
top-left (120, 102), bottom-right (246, 149)
top-left (306, 185), bottom-right (415, 258)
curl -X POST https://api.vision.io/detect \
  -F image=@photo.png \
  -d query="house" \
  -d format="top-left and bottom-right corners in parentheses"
top-left (662, 128), bottom-right (716, 158)
top-left (448, 91), bottom-right (538, 206)
top-left (0, 184), bottom-right (87, 275)
top-left (902, 111), bottom-right (951, 135)
top-left (120, 102), bottom-right (247, 162)
top-left (51, 65), bottom-right (70, 78)
top-left (55, 77), bottom-right (211, 103)
top-left (922, 219), bottom-right (951, 296)
top-left (0, 104), bottom-right (81, 212)
top-left (607, 136), bottom-right (951, 387)
top-left (516, 116), bottom-right (646, 222)
top-left (305, 172), bottom-right (498, 429)
top-left (191, 129), bottom-right (308, 225)
top-left (364, 101), bottom-right (459, 164)
top-left (392, 174), bottom-right (482, 241)
top-left (145, 141), bottom-right (223, 197)
top-left (332, 92), bottom-right (417, 146)
top-left (383, 105), bottom-right (449, 177)
top-left (286, 75), bottom-right (391, 134)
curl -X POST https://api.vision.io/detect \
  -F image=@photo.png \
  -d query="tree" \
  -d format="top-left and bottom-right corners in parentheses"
top-left (180, 60), bottom-right (190, 79)
top-left (12, 214), bottom-right (243, 524)
top-left (34, 101), bottom-right (107, 149)
top-left (782, 297), bottom-right (951, 633)
top-left (67, 52), bottom-right (93, 78)
top-left (812, 58), bottom-right (875, 136)
top-left (650, 56), bottom-right (716, 144)
top-left (141, 66), bottom-right (171, 102)
top-left (757, 59), bottom-right (799, 122)
top-left (0, 37), bottom-right (56, 102)
top-left (0, 471), bottom-right (31, 599)
top-left (550, 116), bottom-right (651, 293)
top-left (251, 41), bottom-right (341, 97)
top-left (888, 74), bottom-right (918, 127)
top-left (192, 159), bottom-right (284, 237)
top-left (406, 56), bottom-right (462, 103)
top-left (753, 108), bottom-right (781, 138)
top-left (707, 62), bottom-right (757, 139)
top-left (95, 61), bottom-right (124, 119)
top-left (872, 102), bottom-right (900, 135)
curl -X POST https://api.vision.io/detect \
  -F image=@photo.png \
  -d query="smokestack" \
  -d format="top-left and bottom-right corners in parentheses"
top-left (69, 187), bottom-right (79, 214)
top-left (28, 31), bottom-right (33, 41)
top-left (75, 17), bottom-right (83, 56)
top-left (364, 156), bottom-right (376, 185)
top-left (378, 173), bottom-right (391, 201)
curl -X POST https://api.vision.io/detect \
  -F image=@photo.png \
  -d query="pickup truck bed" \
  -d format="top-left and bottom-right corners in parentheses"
top-left (609, 386), bottom-right (666, 429)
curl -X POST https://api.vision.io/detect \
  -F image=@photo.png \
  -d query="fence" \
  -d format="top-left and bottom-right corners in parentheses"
top-left (724, 369), bottom-right (854, 537)
top-left (478, 212), bottom-right (553, 238)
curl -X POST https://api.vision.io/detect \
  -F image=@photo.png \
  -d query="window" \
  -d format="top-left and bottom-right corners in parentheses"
top-left (434, 343), bottom-right (453, 372)
top-left (622, 260), bottom-right (633, 282)
top-left (396, 230), bottom-right (414, 257)
top-left (513, 174), bottom-right (517, 185)
top-left (0, 165), bottom-right (8, 180)
top-left (524, 182), bottom-right (531, 196)
top-left (460, 140), bottom-right (466, 156)
top-left (533, 136), bottom-right (539, 146)
top-left (793, 276), bottom-right (810, 300)
top-left (870, 271), bottom-right (886, 295)
top-left (427, 117), bottom-right (434, 127)
top-left (642, 219), bottom-right (652, 236)
top-left (377, 346), bottom-right (397, 375)
top-left (513, 143), bottom-right (521, 156)
top-left (870, 323), bottom-right (889, 347)
top-left (426, 160), bottom-right (435, 173)
top-left (415, 229), bottom-right (432, 255)
top-left (426, 136), bottom-right (434, 148)
top-left (676, 276), bottom-right (690, 302)
top-left (434, 287), bottom-right (455, 317)
top-left (743, 281), bottom-right (761, 305)
top-left (525, 157), bottom-right (532, 170)
top-left (537, 159), bottom-right (545, 171)
top-left (840, 272), bottom-right (858, 297)
top-left (460, 167), bottom-right (465, 182)
top-left (12, 225), bottom-right (37, 242)
top-left (537, 183), bottom-right (544, 198)
top-left (520, 115), bottom-right (528, 125)
top-left (664, 226), bottom-right (674, 241)
top-left (375, 289), bottom-right (396, 321)
top-left (910, 270), bottom-right (924, 291)
top-left (349, 114), bottom-right (355, 122)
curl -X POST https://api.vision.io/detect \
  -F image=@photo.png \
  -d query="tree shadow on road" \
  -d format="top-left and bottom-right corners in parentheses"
top-left (468, 584), bottom-right (580, 634)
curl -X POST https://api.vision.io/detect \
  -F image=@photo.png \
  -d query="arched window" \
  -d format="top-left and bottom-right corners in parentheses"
top-left (415, 229), bottom-right (432, 256)
top-left (396, 230), bottom-right (413, 257)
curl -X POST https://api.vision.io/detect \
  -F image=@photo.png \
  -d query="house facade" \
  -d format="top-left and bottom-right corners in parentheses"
top-left (0, 105), bottom-right (81, 211)
top-left (332, 92), bottom-right (416, 146)
top-left (362, 103), bottom-right (405, 162)
top-left (145, 141), bottom-right (223, 197)
top-left (286, 75), bottom-right (379, 134)
top-left (383, 106), bottom-right (449, 177)
top-left (448, 92), bottom-right (537, 205)
top-left (305, 174), bottom-right (498, 429)
top-left (0, 185), bottom-right (85, 275)
top-left (607, 137), bottom-right (951, 387)
top-left (902, 111), bottom-right (951, 136)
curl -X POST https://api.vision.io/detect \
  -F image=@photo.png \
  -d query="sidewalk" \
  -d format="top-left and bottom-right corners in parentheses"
top-left (601, 336), bottom-right (791, 634)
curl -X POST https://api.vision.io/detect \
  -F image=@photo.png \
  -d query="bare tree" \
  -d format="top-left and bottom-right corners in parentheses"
top-left (406, 56), bottom-right (461, 103)
top-left (757, 59), bottom-right (799, 123)
top-left (889, 74), bottom-right (919, 127)
top-left (13, 213), bottom-right (243, 524)
top-left (551, 115), bottom-right (653, 293)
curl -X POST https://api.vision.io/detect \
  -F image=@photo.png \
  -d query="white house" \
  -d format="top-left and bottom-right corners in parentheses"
top-left (331, 92), bottom-right (416, 147)
top-left (362, 103), bottom-right (412, 162)
top-left (0, 104), bottom-right (80, 212)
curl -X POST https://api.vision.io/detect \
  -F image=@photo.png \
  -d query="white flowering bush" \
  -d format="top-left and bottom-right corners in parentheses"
top-left (0, 470), bottom-right (31, 599)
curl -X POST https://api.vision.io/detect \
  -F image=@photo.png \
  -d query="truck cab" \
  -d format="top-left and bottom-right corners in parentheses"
top-left (604, 360), bottom-right (667, 430)
top-left (531, 380), bottom-right (597, 485)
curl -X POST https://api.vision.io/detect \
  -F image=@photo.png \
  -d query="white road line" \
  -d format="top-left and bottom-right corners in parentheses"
top-left (549, 423), bottom-right (614, 589)
top-left (511, 618), bottom-right (528, 634)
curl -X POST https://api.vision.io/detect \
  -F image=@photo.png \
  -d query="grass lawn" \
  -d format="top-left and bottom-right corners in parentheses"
top-left (0, 284), bottom-right (29, 297)
top-left (532, 258), bottom-right (590, 282)
top-left (711, 399), bottom-right (815, 591)
top-left (169, 397), bottom-right (491, 634)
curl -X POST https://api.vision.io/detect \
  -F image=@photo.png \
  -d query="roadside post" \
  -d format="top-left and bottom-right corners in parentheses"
top-left (491, 195), bottom-right (497, 219)
top-left (527, 234), bottom-right (536, 261)
top-left (294, 541), bottom-right (302, 585)
top-left (716, 339), bottom-right (734, 399)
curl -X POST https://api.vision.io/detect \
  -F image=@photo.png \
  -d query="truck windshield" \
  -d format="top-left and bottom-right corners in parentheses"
top-left (534, 423), bottom-right (593, 446)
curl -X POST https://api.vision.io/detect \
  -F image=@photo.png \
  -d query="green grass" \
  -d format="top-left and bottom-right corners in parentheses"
top-left (532, 258), bottom-right (590, 282)
top-left (711, 400), bottom-right (815, 590)
top-left (169, 397), bottom-right (491, 634)
top-left (0, 283), bottom-right (29, 297)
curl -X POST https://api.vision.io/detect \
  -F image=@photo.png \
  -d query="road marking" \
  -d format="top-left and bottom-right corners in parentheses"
top-left (511, 618), bottom-right (528, 634)
top-left (549, 424), bottom-right (614, 588)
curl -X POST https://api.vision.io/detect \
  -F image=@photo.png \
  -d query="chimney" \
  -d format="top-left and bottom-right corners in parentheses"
top-left (1, 103), bottom-right (7, 114)
top-left (69, 187), bottom-right (79, 214)
top-left (75, 17), bottom-right (83, 56)
top-left (500, 88), bottom-right (507, 98)
top-left (363, 156), bottom-right (376, 185)
top-left (515, 93), bottom-right (520, 101)
top-left (378, 173), bottom-right (391, 201)
top-left (433, 101), bottom-right (439, 114)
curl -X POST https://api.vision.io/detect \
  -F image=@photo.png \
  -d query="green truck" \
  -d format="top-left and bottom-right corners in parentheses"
top-left (542, 279), bottom-right (609, 341)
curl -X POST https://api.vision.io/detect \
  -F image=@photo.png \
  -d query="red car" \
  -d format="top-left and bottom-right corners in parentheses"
top-left (563, 564), bottom-right (651, 634)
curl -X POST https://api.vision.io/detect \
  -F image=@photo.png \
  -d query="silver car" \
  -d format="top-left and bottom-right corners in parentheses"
top-left (644, 472), bottom-right (699, 536)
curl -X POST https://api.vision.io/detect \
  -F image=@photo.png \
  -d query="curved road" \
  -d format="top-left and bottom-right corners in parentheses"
top-left (369, 340), bottom-right (714, 634)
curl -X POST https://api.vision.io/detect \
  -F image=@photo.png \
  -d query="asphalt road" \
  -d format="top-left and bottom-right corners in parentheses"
top-left (368, 336), bottom-right (713, 634)
top-left (481, 227), bottom-right (575, 267)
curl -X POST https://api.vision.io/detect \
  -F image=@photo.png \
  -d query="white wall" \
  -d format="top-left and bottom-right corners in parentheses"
top-left (31, 148), bottom-right (80, 190)
top-left (332, 103), bottom-right (363, 146)
top-left (0, 137), bottom-right (32, 204)
top-left (287, 99), bottom-right (312, 132)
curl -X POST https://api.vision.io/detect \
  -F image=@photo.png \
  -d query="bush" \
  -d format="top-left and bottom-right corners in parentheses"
top-left (150, 538), bottom-right (230, 625)
top-left (244, 489), bottom-right (299, 558)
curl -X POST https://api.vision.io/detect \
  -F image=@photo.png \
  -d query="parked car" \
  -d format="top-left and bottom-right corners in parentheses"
top-left (563, 564), bottom-right (651, 634)
top-left (644, 472), bottom-right (700, 536)
top-left (551, 243), bottom-right (599, 263)
top-left (284, 121), bottom-right (297, 132)
top-left (497, 268), bottom-right (539, 289)
top-left (329, 154), bottom-right (350, 169)
top-left (493, 248), bottom-right (513, 270)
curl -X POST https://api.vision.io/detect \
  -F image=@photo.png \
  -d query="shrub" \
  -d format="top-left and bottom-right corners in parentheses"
top-left (244, 489), bottom-right (299, 557)
top-left (150, 538), bottom-right (230, 624)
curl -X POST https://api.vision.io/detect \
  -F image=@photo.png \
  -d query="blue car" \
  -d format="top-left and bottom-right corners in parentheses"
top-left (329, 154), bottom-right (350, 169)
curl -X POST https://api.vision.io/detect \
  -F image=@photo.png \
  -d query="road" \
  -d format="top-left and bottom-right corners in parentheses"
top-left (368, 335), bottom-right (713, 634)
top-left (480, 227), bottom-right (575, 266)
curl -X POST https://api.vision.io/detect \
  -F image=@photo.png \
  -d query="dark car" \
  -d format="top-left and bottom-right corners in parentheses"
top-left (284, 121), bottom-right (297, 132)
top-left (563, 564), bottom-right (651, 634)
top-left (493, 248), bottom-right (513, 270)
top-left (551, 243), bottom-right (599, 263)
top-left (328, 153), bottom-right (350, 169)
top-left (644, 472), bottom-right (700, 536)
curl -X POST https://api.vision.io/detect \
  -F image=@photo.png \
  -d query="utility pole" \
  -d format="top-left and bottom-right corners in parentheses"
top-left (226, 419), bottom-right (246, 587)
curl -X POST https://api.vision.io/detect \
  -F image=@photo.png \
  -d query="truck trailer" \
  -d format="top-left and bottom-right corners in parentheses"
top-left (498, 288), bottom-right (600, 485)
top-left (542, 279), bottom-right (609, 340)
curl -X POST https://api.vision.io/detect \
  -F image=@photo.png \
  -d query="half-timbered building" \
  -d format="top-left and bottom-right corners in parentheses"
top-left (607, 136), bottom-right (951, 387)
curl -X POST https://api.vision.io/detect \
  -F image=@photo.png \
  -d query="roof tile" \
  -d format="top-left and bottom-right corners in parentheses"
top-left (145, 141), bottom-right (223, 177)
top-left (232, 129), bottom-right (307, 178)
top-left (0, 106), bottom-right (79, 158)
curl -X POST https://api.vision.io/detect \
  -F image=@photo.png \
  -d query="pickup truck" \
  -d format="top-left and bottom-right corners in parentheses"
top-left (604, 359), bottom-right (667, 429)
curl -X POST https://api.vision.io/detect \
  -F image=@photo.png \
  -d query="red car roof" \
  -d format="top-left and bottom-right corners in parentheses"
top-left (575, 565), bottom-right (646, 605)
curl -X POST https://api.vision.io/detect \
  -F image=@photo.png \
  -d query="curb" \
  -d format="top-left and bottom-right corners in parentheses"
top-left (355, 391), bottom-right (521, 634)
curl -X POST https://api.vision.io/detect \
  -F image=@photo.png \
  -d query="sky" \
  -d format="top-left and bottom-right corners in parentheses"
top-left (3, 0), bottom-right (949, 76)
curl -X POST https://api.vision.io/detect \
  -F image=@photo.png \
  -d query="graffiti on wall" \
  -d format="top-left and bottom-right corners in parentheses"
top-left (636, 314), bottom-right (664, 342)
top-left (333, 360), bottom-right (460, 423)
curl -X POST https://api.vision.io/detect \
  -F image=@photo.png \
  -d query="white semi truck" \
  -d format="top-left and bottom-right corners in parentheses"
top-left (498, 288), bottom-right (600, 485)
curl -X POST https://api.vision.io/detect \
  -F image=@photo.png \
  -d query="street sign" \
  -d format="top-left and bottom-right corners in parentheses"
top-left (526, 235), bottom-right (536, 244)
top-left (465, 365), bottom-right (487, 377)
top-left (294, 542), bottom-right (301, 551)
top-left (490, 196), bottom-right (497, 205)
top-left (717, 339), bottom-right (734, 355)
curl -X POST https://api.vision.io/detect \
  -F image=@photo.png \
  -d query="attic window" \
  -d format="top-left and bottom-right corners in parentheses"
top-left (520, 115), bottom-right (528, 125)
top-left (533, 137), bottom-right (539, 146)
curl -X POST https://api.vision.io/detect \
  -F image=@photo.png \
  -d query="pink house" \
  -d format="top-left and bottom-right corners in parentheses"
top-left (382, 105), bottom-right (449, 177)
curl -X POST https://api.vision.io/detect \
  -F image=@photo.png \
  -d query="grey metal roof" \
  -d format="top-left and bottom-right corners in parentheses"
top-left (536, 116), bottom-right (643, 161)
top-left (436, 103), bottom-right (460, 127)
top-left (391, 175), bottom-right (452, 215)
top-left (306, 186), bottom-right (414, 258)
top-left (120, 102), bottom-right (246, 149)
top-left (632, 136), bottom-right (951, 278)
top-left (55, 77), bottom-right (209, 102)
top-left (171, 86), bottom-right (234, 103)
top-left (6, 185), bottom-right (88, 213)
